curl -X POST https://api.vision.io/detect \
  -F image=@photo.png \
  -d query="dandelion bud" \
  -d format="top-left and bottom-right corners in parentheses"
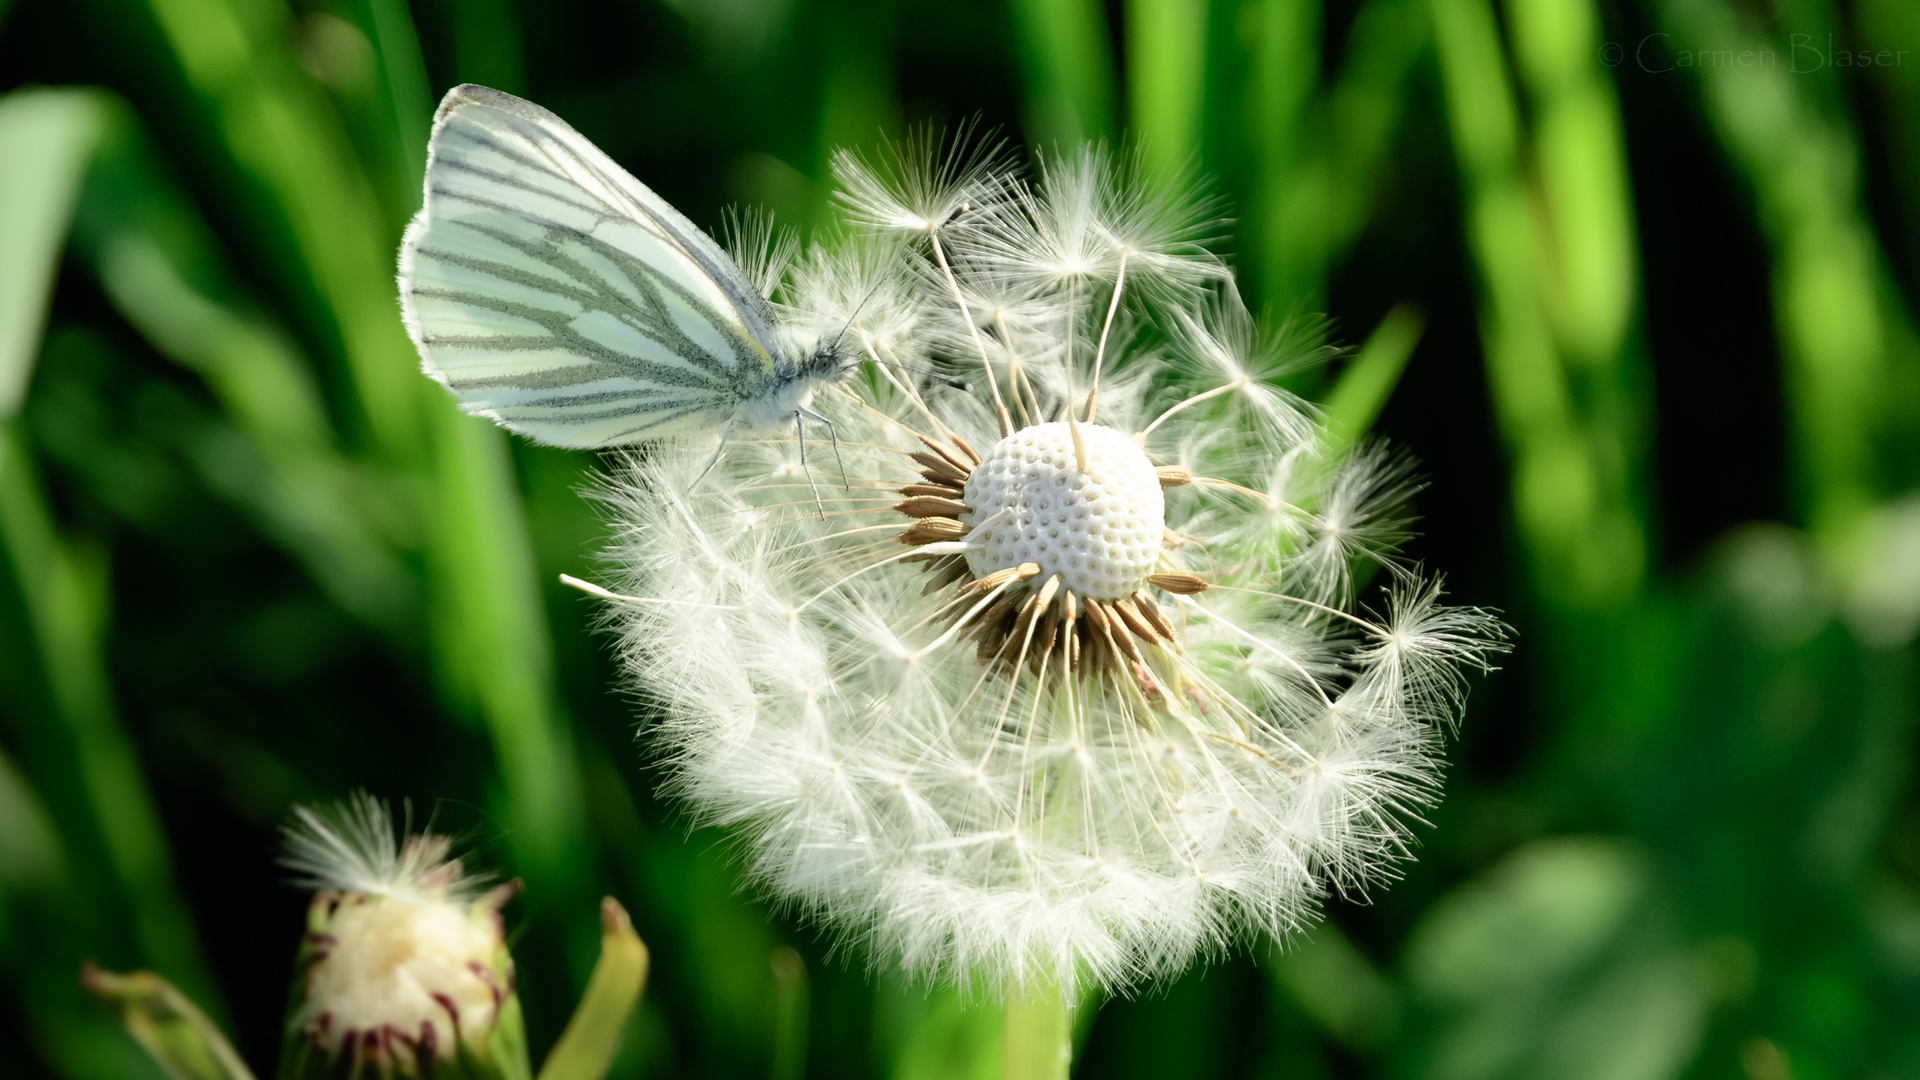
top-left (277, 795), bottom-right (529, 1080)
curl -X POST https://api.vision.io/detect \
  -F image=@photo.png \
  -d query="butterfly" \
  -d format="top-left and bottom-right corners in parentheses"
top-left (398, 84), bottom-right (853, 488)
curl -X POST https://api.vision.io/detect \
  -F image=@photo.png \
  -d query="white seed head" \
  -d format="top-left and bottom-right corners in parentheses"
top-left (962, 422), bottom-right (1163, 600)
top-left (597, 144), bottom-right (1509, 1002)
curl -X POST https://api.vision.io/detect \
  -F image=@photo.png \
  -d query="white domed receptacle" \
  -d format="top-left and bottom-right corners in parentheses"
top-left (961, 421), bottom-right (1166, 600)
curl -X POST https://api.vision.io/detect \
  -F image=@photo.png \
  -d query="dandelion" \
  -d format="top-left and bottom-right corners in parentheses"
top-left (277, 794), bottom-right (526, 1079)
top-left (595, 141), bottom-right (1508, 1005)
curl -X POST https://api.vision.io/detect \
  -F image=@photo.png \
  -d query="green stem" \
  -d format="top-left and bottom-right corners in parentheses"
top-left (1002, 980), bottom-right (1070, 1080)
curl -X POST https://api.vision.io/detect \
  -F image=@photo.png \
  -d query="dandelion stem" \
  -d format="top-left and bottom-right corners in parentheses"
top-left (1003, 979), bottom-right (1071, 1080)
top-left (1087, 249), bottom-right (1129, 422)
top-left (927, 230), bottom-right (1013, 437)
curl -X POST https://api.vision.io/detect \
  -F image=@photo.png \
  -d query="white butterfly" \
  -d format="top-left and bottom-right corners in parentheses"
top-left (397, 83), bottom-right (851, 474)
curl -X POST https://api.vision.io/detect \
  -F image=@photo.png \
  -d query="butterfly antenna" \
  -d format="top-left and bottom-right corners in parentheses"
top-left (690, 418), bottom-right (739, 492)
top-left (832, 281), bottom-right (887, 354)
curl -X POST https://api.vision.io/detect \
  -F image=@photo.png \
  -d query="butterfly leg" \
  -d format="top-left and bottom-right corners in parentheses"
top-left (797, 405), bottom-right (849, 491)
top-left (794, 411), bottom-right (826, 519)
top-left (690, 418), bottom-right (738, 491)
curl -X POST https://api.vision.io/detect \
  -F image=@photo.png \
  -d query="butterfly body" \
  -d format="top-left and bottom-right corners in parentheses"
top-left (399, 84), bottom-right (849, 452)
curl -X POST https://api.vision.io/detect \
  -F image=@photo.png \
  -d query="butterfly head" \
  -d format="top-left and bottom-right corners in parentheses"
top-left (806, 336), bottom-right (861, 383)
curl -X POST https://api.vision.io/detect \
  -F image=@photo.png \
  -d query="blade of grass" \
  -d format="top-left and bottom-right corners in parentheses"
top-left (1644, 0), bottom-right (1910, 565)
top-left (356, 0), bottom-right (595, 948)
top-left (0, 90), bottom-right (102, 417)
top-left (1430, 0), bottom-right (1645, 607)
top-left (1245, 0), bottom-right (1427, 315)
top-left (1323, 303), bottom-right (1424, 448)
top-left (1125, 0), bottom-right (1209, 177)
top-left (128, 0), bottom-right (592, 936)
top-left (0, 87), bottom-right (222, 1021)
top-left (63, 100), bottom-right (417, 636)
top-left (135, 0), bottom-right (425, 461)
top-left (1245, 0), bottom-right (1323, 311)
top-left (1007, 0), bottom-right (1116, 146)
top-left (1505, 0), bottom-right (1636, 366)
top-left (0, 420), bottom-right (222, 1017)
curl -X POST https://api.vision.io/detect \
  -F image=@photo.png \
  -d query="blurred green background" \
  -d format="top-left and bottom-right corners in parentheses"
top-left (3, 0), bottom-right (1920, 1076)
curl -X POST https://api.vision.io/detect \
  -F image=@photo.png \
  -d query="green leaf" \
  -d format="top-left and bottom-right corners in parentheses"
top-left (81, 966), bottom-right (256, 1080)
top-left (0, 89), bottom-right (108, 419)
top-left (534, 898), bottom-right (650, 1080)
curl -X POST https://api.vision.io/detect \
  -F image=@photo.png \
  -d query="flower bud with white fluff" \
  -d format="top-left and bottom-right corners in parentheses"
top-left (278, 795), bottom-right (528, 1080)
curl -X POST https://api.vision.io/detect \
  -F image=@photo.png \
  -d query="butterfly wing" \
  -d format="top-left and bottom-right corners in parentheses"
top-left (399, 84), bottom-right (785, 448)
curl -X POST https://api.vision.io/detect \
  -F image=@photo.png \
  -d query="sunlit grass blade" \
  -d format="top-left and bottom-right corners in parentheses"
top-left (1008, 0), bottom-right (1117, 146)
top-left (65, 101), bottom-right (418, 636)
top-left (1429, 0), bottom-right (1645, 607)
top-left (1125, 0), bottom-right (1208, 178)
top-left (1323, 303), bottom-right (1423, 448)
top-left (127, 0), bottom-right (597, 973)
top-left (0, 90), bottom-right (103, 417)
top-left (1642, 0), bottom-right (1909, 557)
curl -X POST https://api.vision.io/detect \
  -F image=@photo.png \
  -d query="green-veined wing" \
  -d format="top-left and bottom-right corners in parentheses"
top-left (399, 84), bottom-right (785, 448)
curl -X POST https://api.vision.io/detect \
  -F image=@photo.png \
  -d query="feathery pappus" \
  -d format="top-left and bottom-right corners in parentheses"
top-left (586, 137), bottom-right (1508, 1000)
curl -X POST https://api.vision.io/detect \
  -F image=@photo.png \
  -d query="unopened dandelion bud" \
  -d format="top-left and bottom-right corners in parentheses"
top-left (277, 795), bottom-right (529, 1080)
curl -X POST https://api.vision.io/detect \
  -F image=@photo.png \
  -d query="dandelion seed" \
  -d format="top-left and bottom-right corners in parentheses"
top-left (598, 145), bottom-right (1508, 1001)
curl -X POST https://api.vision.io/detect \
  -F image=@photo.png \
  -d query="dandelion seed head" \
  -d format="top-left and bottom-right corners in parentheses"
top-left (598, 143), bottom-right (1508, 1001)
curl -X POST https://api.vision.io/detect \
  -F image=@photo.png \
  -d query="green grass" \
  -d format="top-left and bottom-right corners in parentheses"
top-left (2, 0), bottom-right (1918, 1076)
